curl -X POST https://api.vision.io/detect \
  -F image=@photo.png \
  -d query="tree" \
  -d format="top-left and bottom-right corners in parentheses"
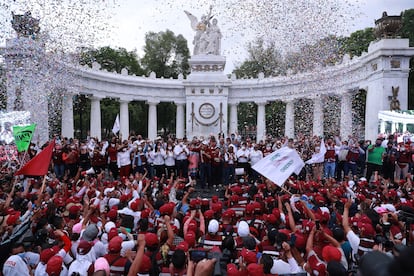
top-left (400, 9), bottom-right (414, 109)
top-left (141, 29), bottom-right (190, 79)
top-left (233, 38), bottom-right (284, 78)
top-left (0, 66), bottom-right (6, 110)
top-left (401, 9), bottom-right (414, 47)
top-left (341, 28), bottom-right (375, 58)
top-left (80, 46), bottom-right (144, 76)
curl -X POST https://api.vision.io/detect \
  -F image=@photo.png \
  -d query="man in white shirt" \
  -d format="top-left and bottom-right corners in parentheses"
top-left (174, 139), bottom-right (190, 178)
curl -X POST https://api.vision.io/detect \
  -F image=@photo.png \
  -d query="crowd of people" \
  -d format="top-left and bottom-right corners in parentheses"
top-left (1, 131), bottom-right (414, 276)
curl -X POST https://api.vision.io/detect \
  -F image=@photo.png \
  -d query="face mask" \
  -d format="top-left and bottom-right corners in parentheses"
top-left (242, 146), bottom-right (246, 150)
top-left (111, 143), bottom-right (115, 147)
top-left (266, 146), bottom-right (271, 150)
top-left (138, 147), bottom-right (142, 151)
top-left (168, 147), bottom-right (172, 150)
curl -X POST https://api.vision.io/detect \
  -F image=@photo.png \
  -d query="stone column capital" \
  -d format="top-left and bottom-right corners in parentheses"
top-left (146, 99), bottom-right (160, 106)
top-left (119, 97), bottom-right (132, 103)
top-left (255, 100), bottom-right (268, 106)
top-left (89, 95), bottom-right (105, 101)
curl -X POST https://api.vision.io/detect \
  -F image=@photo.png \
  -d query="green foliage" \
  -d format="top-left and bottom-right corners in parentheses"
top-left (266, 101), bottom-right (286, 137)
top-left (401, 9), bottom-right (414, 47)
top-left (0, 66), bottom-right (6, 110)
top-left (141, 29), bottom-right (190, 78)
top-left (237, 102), bottom-right (256, 138)
top-left (233, 38), bottom-right (284, 78)
top-left (80, 46), bottom-right (145, 76)
top-left (129, 101), bottom-right (148, 137)
top-left (341, 28), bottom-right (375, 58)
top-left (73, 94), bottom-right (90, 140)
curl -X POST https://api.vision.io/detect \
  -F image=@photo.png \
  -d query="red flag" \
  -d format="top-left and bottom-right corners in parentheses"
top-left (15, 139), bottom-right (55, 176)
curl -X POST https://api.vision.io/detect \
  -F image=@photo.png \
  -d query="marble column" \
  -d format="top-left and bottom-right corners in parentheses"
top-left (147, 100), bottom-right (159, 141)
top-left (312, 98), bottom-right (324, 136)
top-left (285, 100), bottom-right (295, 138)
top-left (229, 102), bottom-right (238, 135)
top-left (403, 123), bottom-right (407, 133)
top-left (176, 102), bottom-right (185, 139)
top-left (119, 99), bottom-right (130, 140)
top-left (391, 121), bottom-right (396, 134)
top-left (380, 119), bottom-right (386, 134)
top-left (256, 101), bottom-right (267, 142)
top-left (340, 93), bottom-right (352, 139)
top-left (61, 94), bottom-right (74, 139)
top-left (90, 96), bottom-right (102, 141)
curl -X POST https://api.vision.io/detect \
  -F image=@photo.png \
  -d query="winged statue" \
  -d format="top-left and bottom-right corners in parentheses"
top-left (184, 6), bottom-right (220, 55)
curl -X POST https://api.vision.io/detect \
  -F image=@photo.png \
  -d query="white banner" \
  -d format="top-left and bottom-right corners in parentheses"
top-left (112, 114), bottom-right (120, 135)
top-left (252, 146), bottom-right (305, 186)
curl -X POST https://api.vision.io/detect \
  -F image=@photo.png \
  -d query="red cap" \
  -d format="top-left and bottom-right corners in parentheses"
top-left (159, 202), bottom-right (175, 216)
top-left (272, 208), bottom-right (281, 220)
top-left (40, 246), bottom-right (59, 264)
top-left (227, 264), bottom-right (241, 276)
top-left (139, 254), bottom-right (151, 273)
top-left (130, 199), bottom-right (141, 212)
top-left (108, 236), bottom-right (123, 253)
top-left (245, 203), bottom-right (255, 215)
top-left (77, 240), bottom-right (93, 255)
top-left (6, 211), bottom-right (21, 225)
top-left (212, 202), bottom-right (222, 213)
top-left (188, 220), bottom-right (198, 233)
top-left (107, 209), bottom-right (118, 221)
top-left (108, 228), bottom-right (118, 242)
top-left (211, 195), bottom-right (219, 203)
top-left (145, 233), bottom-right (159, 247)
top-left (307, 254), bottom-right (326, 276)
top-left (241, 248), bottom-right (257, 264)
top-left (263, 214), bottom-right (277, 225)
top-left (176, 241), bottom-right (189, 252)
top-left (46, 255), bottom-right (63, 276)
top-left (358, 222), bottom-right (375, 237)
top-left (322, 245), bottom-right (341, 262)
top-left (204, 210), bottom-right (214, 219)
top-left (69, 205), bottom-right (81, 215)
top-left (141, 208), bottom-right (151, 219)
top-left (184, 231), bottom-right (196, 248)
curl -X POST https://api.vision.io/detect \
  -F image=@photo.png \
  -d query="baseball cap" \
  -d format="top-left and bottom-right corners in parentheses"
top-left (108, 236), bottom-right (123, 253)
top-left (94, 257), bottom-right (110, 276)
top-left (46, 255), bottom-right (63, 276)
top-left (82, 224), bottom-right (99, 241)
top-left (238, 221), bottom-right (250, 237)
top-left (208, 219), bottom-right (219, 234)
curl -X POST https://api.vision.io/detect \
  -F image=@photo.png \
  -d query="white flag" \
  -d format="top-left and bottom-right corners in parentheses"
top-left (252, 146), bottom-right (305, 186)
top-left (112, 114), bottom-right (120, 135)
top-left (305, 140), bottom-right (327, 165)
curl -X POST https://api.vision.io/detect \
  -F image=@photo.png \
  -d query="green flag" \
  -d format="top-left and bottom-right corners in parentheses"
top-left (13, 124), bottom-right (36, 152)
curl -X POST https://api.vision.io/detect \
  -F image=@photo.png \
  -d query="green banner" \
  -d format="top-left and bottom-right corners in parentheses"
top-left (12, 124), bottom-right (36, 152)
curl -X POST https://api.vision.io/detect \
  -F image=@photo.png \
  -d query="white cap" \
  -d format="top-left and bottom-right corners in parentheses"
top-left (208, 219), bottom-right (219, 234)
top-left (104, 221), bottom-right (116, 233)
top-left (237, 221), bottom-right (250, 237)
top-left (348, 180), bottom-right (355, 188)
top-left (104, 187), bottom-right (115, 196)
top-left (108, 198), bottom-right (120, 209)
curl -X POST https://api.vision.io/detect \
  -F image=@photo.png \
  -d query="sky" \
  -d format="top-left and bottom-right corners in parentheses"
top-left (1, 0), bottom-right (413, 73)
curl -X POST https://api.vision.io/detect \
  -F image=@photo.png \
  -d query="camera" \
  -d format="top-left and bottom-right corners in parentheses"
top-left (190, 250), bottom-right (208, 262)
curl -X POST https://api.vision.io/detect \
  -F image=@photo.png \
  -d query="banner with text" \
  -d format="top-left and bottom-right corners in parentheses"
top-left (13, 124), bottom-right (36, 152)
top-left (252, 146), bottom-right (305, 186)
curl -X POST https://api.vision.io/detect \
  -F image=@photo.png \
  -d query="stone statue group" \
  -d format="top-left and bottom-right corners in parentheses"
top-left (184, 6), bottom-right (222, 56)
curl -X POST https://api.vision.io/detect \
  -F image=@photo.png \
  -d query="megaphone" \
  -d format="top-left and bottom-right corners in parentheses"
top-left (81, 167), bottom-right (95, 176)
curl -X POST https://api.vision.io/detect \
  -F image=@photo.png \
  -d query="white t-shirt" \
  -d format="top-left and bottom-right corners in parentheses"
top-left (3, 255), bottom-right (30, 276)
